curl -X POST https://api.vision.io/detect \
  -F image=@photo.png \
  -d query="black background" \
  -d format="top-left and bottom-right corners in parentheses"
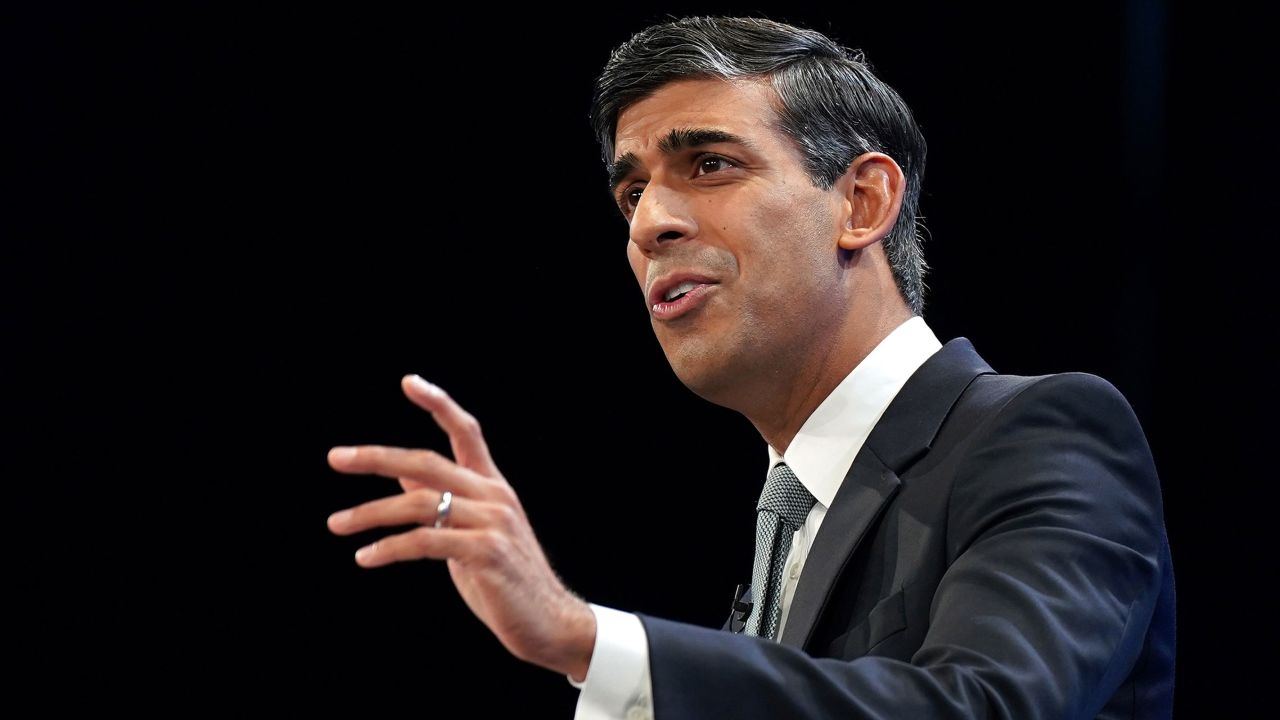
top-left (7, 2), bottom-right (1273, 715)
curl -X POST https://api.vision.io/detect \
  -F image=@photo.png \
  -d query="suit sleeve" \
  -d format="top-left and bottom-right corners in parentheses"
top-left (638, 373), bottom-right (1169, 719)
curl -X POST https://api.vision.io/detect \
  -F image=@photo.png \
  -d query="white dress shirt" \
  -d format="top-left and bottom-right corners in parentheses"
top-left (570, 316), bottom-right (943, 720)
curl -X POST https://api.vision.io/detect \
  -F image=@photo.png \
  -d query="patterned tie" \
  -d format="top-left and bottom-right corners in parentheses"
top-left (744, 462), bottom-right (816, 640)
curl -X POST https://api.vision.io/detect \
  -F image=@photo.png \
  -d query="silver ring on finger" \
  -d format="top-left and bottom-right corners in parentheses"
top-left (434, 491), bottom-right (453, 528)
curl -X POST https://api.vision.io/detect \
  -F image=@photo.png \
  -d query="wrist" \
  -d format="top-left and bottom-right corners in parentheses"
top-left (555, 597), bottom-right (596, 683)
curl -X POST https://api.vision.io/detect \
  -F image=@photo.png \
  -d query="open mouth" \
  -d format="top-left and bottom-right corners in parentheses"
top-left (663, 280), bottom-right (701, 302)
top-left (651, 280), bottom-right (718, 321)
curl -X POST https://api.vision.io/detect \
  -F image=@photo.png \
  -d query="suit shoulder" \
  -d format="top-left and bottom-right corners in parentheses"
top-left (966, 371), bottom-right (1137, 422)
top-left (932, 371), bottom-right (1150, 467)
top-left (1005, 372), bottom-right (1143, 431)
top-left (956, 371), bottom-right (1156, 486)
top-left (943, 370), bottom-right (1165, 552)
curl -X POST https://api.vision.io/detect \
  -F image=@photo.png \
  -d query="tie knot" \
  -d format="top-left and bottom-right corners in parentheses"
top-left (758, 462), bottom-right (815, 528)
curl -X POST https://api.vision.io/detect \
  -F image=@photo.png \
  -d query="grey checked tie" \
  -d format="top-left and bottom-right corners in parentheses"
top-left (744, 462), bottom-right (816, 640)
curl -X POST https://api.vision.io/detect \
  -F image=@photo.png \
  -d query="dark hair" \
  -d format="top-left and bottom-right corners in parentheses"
top-left (590, 16), bottom-right (929, 315)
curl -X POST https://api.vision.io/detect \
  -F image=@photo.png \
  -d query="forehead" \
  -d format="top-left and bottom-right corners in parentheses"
top-left (613, 77), bottom-right (786, 159)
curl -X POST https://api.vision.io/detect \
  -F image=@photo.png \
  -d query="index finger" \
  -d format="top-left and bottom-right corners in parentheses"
top-left (401, 374), bottom-right (501, 478)
top-left (327, 445), bottom-right (488, 499)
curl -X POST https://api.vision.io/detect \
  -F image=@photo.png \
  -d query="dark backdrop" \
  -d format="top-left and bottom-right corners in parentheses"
top-left (8, 2), bottom-right (1273, 715)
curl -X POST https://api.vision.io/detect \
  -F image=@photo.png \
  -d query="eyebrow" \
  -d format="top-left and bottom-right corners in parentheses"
top-left (607, 127), bottom-right (757, 195)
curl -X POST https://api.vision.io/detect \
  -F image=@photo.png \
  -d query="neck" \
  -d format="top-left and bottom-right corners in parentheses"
top-left (748, 300), bottom-right (913, 456)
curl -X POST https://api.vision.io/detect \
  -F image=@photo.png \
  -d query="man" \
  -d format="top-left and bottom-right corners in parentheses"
top-left (325, 16), bottom-right (1175, 719)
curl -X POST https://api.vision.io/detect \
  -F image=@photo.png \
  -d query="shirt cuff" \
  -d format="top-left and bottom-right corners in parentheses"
top-left (569, 604), bottom-right (652, 719)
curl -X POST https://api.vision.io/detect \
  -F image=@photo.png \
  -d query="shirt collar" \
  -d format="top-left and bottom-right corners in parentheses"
top-left (766, 316), bottom-right (942, 508)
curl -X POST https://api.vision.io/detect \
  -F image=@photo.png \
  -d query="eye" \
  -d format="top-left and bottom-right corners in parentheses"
top-left (696, 155), bottom-right (735, 175)
top-left (618, 185), bottom-right (644, 217)
top-left (616, 155), bottom-right (736, 218)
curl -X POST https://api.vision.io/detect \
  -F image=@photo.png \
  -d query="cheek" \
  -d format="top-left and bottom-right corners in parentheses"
top-left (739, 199), bottom-right (833, 305)
top-left (740, 204), bottom-right (799, 279)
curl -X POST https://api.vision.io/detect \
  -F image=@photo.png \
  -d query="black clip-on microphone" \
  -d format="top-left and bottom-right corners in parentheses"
top-left (731, 583), bottom-right (753, 630)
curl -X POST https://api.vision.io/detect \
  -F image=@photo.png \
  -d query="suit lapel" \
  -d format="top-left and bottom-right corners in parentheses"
top-left (778, 337), bottom-right (995, 649)
top-left (779, 452), bottom-right (900, 647)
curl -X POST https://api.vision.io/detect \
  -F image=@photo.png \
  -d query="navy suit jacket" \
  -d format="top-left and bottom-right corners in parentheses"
top-left (637, 338), bottom-right (1175, 718)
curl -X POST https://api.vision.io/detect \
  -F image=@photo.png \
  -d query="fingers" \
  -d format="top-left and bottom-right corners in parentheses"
top-left (352, 526), bottom-right (497, 568)
top-left (328, 445), bottom-right (488, 499)
top-left (328, 376), bottom-right (527, 571)
top-left (400, 374), bottom-right (501, 477)
top-left (328, 489), bottom-right (488, 535)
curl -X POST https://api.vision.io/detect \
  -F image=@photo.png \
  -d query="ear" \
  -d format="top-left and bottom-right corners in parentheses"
top-left (836, 152), bottom-right (906, 252)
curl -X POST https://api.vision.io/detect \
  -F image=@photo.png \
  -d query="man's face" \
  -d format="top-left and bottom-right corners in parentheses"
top-left (613, 77), bottom-right (849, 404)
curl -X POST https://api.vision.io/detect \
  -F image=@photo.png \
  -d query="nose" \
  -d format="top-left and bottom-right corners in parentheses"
top-left (628, 183), bottom-right (697, 254)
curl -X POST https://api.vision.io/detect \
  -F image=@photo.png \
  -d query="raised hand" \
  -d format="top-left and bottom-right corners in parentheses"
top-left (326, 374), bottom-right (595, 681)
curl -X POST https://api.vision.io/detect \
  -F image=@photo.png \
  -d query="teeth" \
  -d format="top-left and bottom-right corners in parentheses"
top-left (664, 280), bottom-right (699, 302)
